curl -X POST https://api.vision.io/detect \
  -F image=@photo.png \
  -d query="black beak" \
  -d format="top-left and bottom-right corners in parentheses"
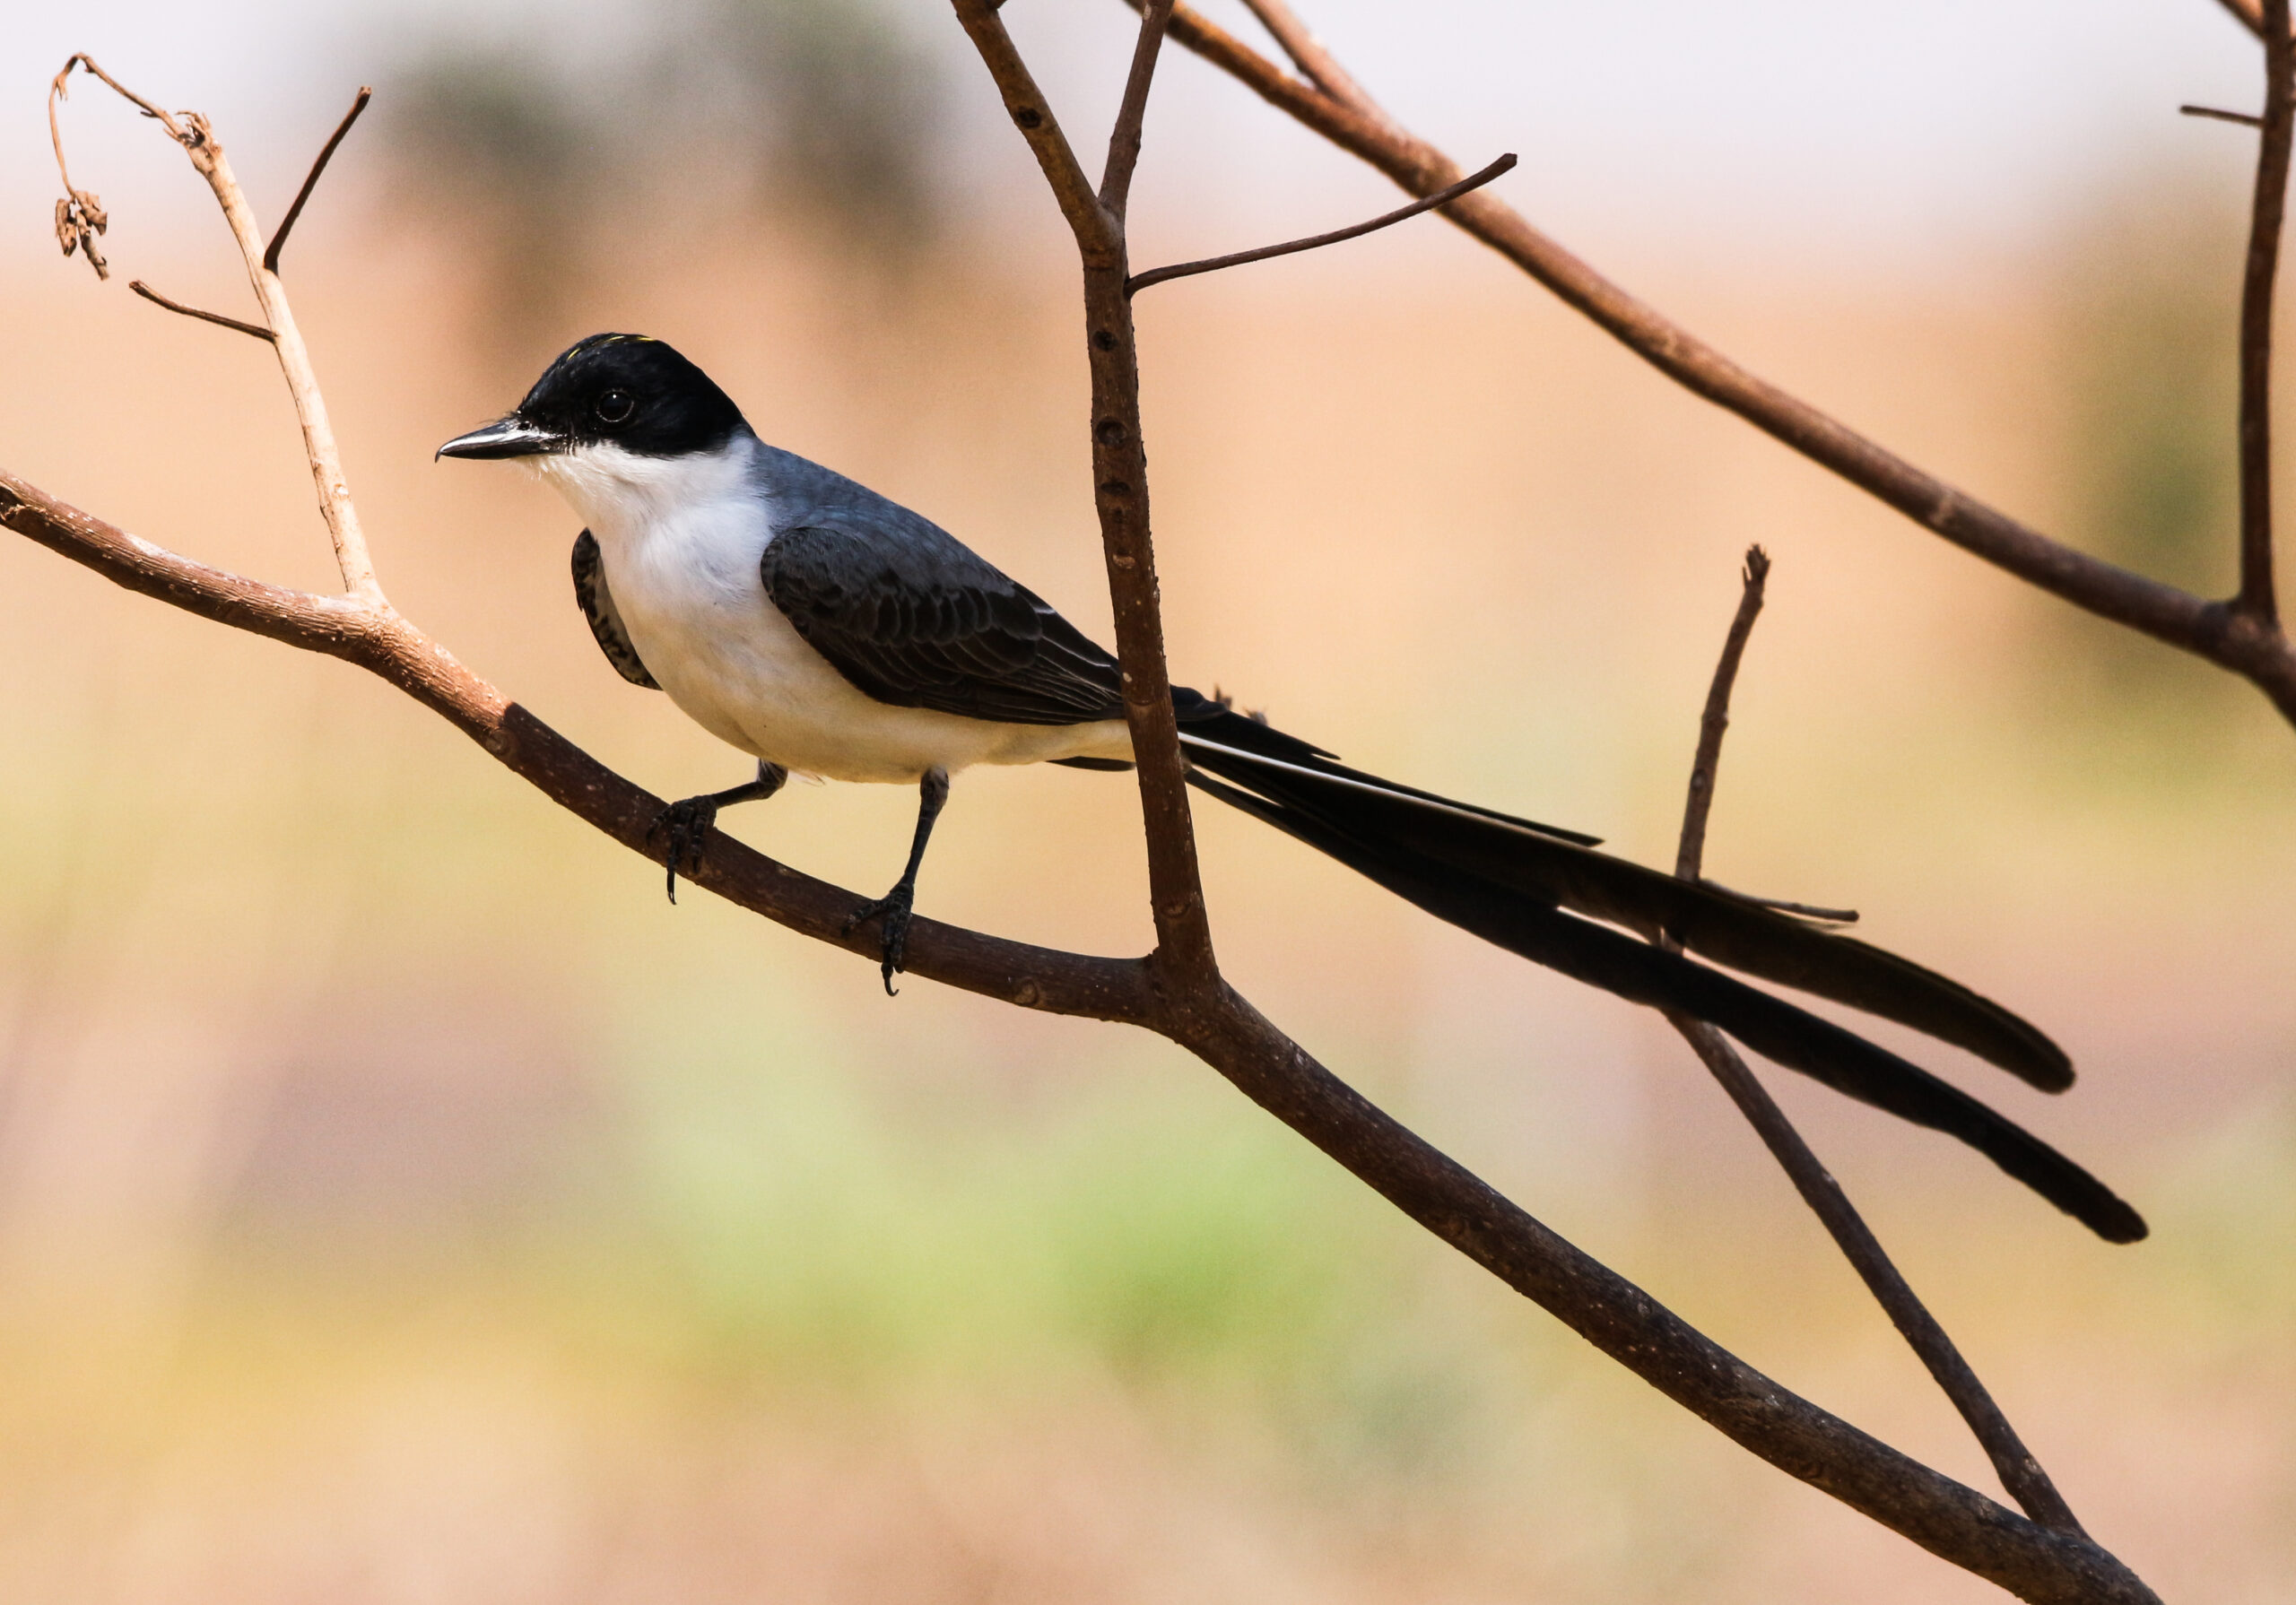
top-left (436, 415), bottom-right (568, 461)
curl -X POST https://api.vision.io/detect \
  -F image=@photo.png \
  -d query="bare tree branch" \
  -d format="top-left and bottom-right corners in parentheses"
top-left (952, 0), bottom-right (1220, 994)
top-left (2238, 0), bottom-right (2292, 624)
top-left (1663, 551), bottom-right (2083, 1535)
top-left (1127, 152), bottom-right (1516, 296)
top-left (0, 463), bottom-right (2160, 1602)
top-left (128, 278), bottom-right (274, 343)
top-left (1146, 0), bottom-right (2296, 728)
top-left (265, 85), bottom-right (371, 274)
top-left (4, 36), bottom-right (2173, 1604)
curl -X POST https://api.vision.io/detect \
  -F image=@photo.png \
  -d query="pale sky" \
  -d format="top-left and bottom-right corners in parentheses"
top-left (2, 1), bottom-right (2268, 279)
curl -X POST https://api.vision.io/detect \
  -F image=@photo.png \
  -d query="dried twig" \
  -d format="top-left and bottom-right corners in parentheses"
top-left (1145, 0), bottom-right (2296, 726)
top-left (1674, 546), bottom-right (1770, 882)
top-left (45, 56), bottom-right (383, 603)
top-left (1127, 153), bottom-right (1516, 296)
top-left (1662, 551), bottom-right (2083, 1535)
top-left (2238, 0), bottom-right (2292, 624)
top-left (265, 86), bottom-right (371, 274)
top-left (128, 280), bottom-right (274, 343)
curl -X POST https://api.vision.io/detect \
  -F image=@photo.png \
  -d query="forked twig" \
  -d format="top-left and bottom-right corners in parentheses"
top-left (1128, 153), bottom-right (1516, 296)
top-left (1662, 550), bottom-right (2083, 1535)
top-left (129, 280), bottom-right (274, 343)
top-left (44, 56), bottom-right (383, 603)
top-left (953, 0), bottom-right (1218, 991)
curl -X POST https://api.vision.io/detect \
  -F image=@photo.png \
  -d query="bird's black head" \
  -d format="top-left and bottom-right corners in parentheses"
top-left (436, 334), bottom-right (745, 462)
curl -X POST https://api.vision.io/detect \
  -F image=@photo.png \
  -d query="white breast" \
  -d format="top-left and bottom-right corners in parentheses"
top-left (531, 436), bottom-right (1129, 783)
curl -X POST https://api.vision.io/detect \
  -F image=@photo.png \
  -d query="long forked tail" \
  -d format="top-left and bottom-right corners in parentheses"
top-left (1170, 699), bottom-right (2145, 1244)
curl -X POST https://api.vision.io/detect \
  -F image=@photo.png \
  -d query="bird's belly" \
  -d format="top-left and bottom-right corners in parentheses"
top-left (615, 567), bottom-right (1127, 783)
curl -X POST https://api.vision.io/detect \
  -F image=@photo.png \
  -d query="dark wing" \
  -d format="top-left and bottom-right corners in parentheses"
top-left (761, 523), bottom-right (1125, 725)
top-left (571, 529), bottom-right (660, 690)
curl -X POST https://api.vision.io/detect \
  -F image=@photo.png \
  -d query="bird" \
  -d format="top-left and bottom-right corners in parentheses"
top-left (438, 332), bottom-right (2145, 1244)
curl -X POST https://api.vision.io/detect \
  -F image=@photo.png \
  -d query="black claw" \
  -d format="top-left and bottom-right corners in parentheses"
top-left (647, 795), bottom-right (719, 904)
top-left (843, 884), bottom-right (917, 996)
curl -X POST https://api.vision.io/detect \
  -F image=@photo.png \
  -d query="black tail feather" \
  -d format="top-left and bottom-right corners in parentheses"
top-left (1175, 721), bottom-right (2144, 1244)
top-left (1179, 717), bottom-right (2072, 1092)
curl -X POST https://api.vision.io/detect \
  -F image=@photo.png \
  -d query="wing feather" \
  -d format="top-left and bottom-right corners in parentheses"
top-left (761, 523), bottom-right (1125, 725)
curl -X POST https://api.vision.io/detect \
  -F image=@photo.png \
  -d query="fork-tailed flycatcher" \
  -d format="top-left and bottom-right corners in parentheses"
top-left (438, 333), bottom-right (2144, 1243)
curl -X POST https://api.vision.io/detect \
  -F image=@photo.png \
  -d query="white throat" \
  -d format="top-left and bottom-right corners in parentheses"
top-left (529, 432), bottom-right (764, 552)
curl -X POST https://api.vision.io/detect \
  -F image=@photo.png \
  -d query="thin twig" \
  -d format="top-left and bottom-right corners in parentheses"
top-left (129, 280), bottom-right (274, 343)
top-left (1698, 880), bottom-right (1858, 925)
top-left (1239, 0), bottom-right (1378, 114)
top-left (1663, 549), bottom-right (2083, 1535)
top-left (1674, 544), bottom-right (1769, 882)
top-left (265, 86), bottom-right (371, 274)
top-left (1100, 0), bottom-right (1176, 221)
top-left (1146, 0), bottom-right (2296, 728)
top-left (2237, 0), bottom-right (2292, 624)
top-left (2183, 102), bottom-right (2266, 126)
top-left (1127, 152), bottom-right (1516, 296)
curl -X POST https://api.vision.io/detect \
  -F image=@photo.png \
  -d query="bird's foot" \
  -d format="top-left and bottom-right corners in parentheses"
top-left (842, 881), bottom-right (917, 996)
top-left (647, 794), bottom-right (721, 904)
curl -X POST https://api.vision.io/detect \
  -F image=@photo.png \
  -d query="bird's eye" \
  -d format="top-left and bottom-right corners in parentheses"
top-left (595, 388), bottom-right (635, 425)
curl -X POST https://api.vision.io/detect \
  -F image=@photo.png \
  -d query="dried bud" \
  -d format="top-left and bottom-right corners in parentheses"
top-left (56, 196), bottom-right (75, 256)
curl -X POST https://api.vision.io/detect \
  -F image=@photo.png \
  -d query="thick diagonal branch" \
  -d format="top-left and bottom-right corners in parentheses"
top-left (1146, 2), bottom-right (2296, 727)
top-left (1665, 550), bottom-right (2083, 1534)
top-left (0, 469), bottom-right (2163, 1601)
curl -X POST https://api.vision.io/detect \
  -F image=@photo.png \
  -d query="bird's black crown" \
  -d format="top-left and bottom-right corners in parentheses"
top-left (510, 333), bottom-right (746, 458)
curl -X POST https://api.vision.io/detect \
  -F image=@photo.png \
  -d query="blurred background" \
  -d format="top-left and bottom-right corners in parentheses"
top-left (2, 1), bottom-right (2292, 1600)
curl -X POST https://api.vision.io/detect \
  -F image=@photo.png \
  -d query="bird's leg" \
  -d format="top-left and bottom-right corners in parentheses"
top-left (842, 766), bottom-right (951, 995)
top-left (647, 761), bottom-right (788, 903)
